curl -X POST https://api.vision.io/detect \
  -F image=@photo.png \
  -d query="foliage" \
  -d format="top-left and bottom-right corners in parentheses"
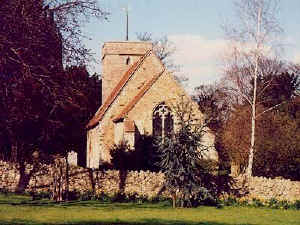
top-left (219, 196), bottom-right (300, 210)
top-left (255, 71), bottom-right (300, 108)
top-left (0, 64), bottom-right (101, 165)
top-left (43, 0), bottom-right (109, 65)
top-left (49, 66), bottom-right (102, 165)
top-left (193, 84), bottom-right (232, 172)
top-left (110, 135), bottom-right (160, 171)
top-left (221, 99), bottom-right (300, 179)
top-left (193, 84), bottom-right (230, 132)
top-left (222, 0), bottom-right (283, 177)
top-left (0, 0), bottom-right (103, 165)
top-left (136, 134), bottom-right (161, 171)
top-left (156, 99), bottom-right (217, 208)
top-left (110, 141), bottom-right (139, 170)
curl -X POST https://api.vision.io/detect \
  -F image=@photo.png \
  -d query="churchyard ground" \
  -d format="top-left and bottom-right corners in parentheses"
top-left (0, 193), bottom-right (300, 225)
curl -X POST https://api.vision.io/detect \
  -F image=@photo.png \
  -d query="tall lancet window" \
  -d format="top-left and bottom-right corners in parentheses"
top-left (153, 103), bottom-right (174, 138)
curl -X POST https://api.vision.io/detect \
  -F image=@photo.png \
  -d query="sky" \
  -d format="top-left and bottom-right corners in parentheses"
top-left (83, 0), bottom-right (300, 92)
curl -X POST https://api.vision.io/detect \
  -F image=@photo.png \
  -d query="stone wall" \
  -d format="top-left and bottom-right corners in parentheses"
top-left (0, 161), bottom-right (299, 202)
top-left (0, 161), bottom-right (166, 199)
top-left (247, 176), bottom-right (300, 201)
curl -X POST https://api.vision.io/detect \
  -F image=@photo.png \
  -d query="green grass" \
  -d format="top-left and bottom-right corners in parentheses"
top-left (0, 193), bottom-right (299, 225)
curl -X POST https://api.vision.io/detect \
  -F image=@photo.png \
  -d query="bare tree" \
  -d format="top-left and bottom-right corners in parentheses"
top-left (136, 32), bottom-right (175, 67)
top-left (45, 0), bottom-right (109, 65)
top-left (136, 32), bottom-right (189, 83)
top-left (222, 0), bottom-right (283, 177)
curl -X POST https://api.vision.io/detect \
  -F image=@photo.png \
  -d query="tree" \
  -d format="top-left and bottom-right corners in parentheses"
top-left (136, 32), bottom-right (187, 83)
top-left (44, 0), bottom-right (109, 65)
top-left (222, 99), bottom-right (300, 180)
top-left (0, 0), bottom-right (108, 67)
top-left (0, 0), bottom-right (104, 160)
top-left (222, 0), bottom-right (283, 177)
top-left (136, 32), bottom-right (176, 69)
top-left (0, 0), bottom-right (104, 192)
top-left (256, 71), bottom-right (300, 108)
top-left (156, 99), bottom-right (216, 208)
top-left (48, 66), bottom-right (102, 165)
top-left (0, 0), bottom-right (64, 164)
top-left (193, 84), bottom-right (232, 171)
top-left (193, 84), bottom-right (231, 132)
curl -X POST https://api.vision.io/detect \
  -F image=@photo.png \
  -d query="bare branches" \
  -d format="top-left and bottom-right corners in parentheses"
top-left (229, 0), bottom-right (282, 46)
top-left (45, 0), bottom-right (109, 65)
top-left (222, 0), bottom-right (284, 177)
top-left (136, 32), bottom-right (177, 71)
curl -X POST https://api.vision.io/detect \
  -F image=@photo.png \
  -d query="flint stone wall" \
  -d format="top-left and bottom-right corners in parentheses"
top-left (0, 160), bottom-right (299, 201)
top-left (247, 176), bottom-right (300, 201)
top-left (0, 161), bottom-right (166, 199)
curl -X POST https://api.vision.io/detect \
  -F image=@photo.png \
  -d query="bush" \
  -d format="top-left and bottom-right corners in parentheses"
top-left (252, 198), bottom-right (264, 208)
top-left (78, 190), bottom-right (95, 201)
top-left (292, 200), bottom-right (300, 210)
top-left (218, 196), bottom-right (300, 210)
top-left (67, 191), bottom-right (81, 201)
top-left (223, 196), bottom-right (239, 206)
top-left (32, 191), bottom-right (51, 200)
top-left (110, 142), bottom-right (140, 170)
top-left (222, 105), bottom-right (300, 180)
top-left (268, 198), bottom-right (279, 209)
top-left (278, 200), bottom-right (290, 210)
top-left (0, 188), bottom-right (9, 195)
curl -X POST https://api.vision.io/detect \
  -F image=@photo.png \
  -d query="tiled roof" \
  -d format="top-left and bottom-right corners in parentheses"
top-left (86, 50), bottom-right (152, 128)
top-left (113, 68), bottom-right (166, 123)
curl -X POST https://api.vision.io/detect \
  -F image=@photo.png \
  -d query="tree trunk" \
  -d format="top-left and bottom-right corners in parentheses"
top-left (246, 60), bottom-right (257, 178)
top-left (65, 156), bottom-right (69, 201)
top-left (172, 193), bottom-right (176, 208)
top-left (11, 142), bottom-right (18, 162)
top-left (247, 106), bottom-right (255, 178)
top-left (246, 5), bottom-right (261, 179)
top-left (51, 158), bottom-right (65, 202)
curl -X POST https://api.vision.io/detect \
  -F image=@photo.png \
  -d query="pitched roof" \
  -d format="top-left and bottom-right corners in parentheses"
top-left (86, 50), bottom-right (152, 128)
top-left (113, 67), bottom-right (166, 123)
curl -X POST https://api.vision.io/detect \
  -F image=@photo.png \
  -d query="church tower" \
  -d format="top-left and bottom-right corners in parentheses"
top-left (101, 42), bottom-right (152, 103)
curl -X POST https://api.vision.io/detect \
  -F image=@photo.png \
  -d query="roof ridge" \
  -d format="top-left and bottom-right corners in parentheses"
top-left (86, 50), bottom-right (152, 129)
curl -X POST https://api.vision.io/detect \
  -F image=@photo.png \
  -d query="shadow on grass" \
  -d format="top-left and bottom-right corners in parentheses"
top-left (0, 218), bottom-right (258, 225)
top-left (0, 198), bottom-right (172, 210)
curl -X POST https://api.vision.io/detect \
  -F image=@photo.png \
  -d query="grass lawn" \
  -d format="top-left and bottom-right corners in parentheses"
top-left (0, 193), bottom-right (299, 225)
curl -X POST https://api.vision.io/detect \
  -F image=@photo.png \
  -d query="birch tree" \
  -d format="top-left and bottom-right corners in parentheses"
top-left (222, 0), bottom-right (283, 177)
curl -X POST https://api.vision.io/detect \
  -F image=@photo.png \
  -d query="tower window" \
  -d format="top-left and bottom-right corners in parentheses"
top-left (126, 56), bottom-right (130, 65)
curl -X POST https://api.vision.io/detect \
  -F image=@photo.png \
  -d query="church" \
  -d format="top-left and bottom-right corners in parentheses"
top-left (86, 41), bottom-right (218, 168)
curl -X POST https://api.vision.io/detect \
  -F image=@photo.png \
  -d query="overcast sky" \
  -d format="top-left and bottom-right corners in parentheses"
top-left (83, 0), bottom-right (300, 92)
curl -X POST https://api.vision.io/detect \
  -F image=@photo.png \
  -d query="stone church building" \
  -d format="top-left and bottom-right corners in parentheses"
top-left (86, 41), bottom-right (218, 168)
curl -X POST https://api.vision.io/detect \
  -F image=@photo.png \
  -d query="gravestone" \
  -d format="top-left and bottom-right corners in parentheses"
top-left (67, 151), bottom-right (77, 166)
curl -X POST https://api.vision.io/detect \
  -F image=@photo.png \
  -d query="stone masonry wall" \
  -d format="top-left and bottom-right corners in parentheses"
top-left (247, 176), bottom-right (300, 201)
top-left (0, 161), bottom-right (166, 199)
top-left (0, 160), bottom-right (299, 201)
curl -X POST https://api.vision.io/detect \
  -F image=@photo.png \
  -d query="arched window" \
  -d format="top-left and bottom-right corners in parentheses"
top-left (153, 103), bottom-right (174, 138)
